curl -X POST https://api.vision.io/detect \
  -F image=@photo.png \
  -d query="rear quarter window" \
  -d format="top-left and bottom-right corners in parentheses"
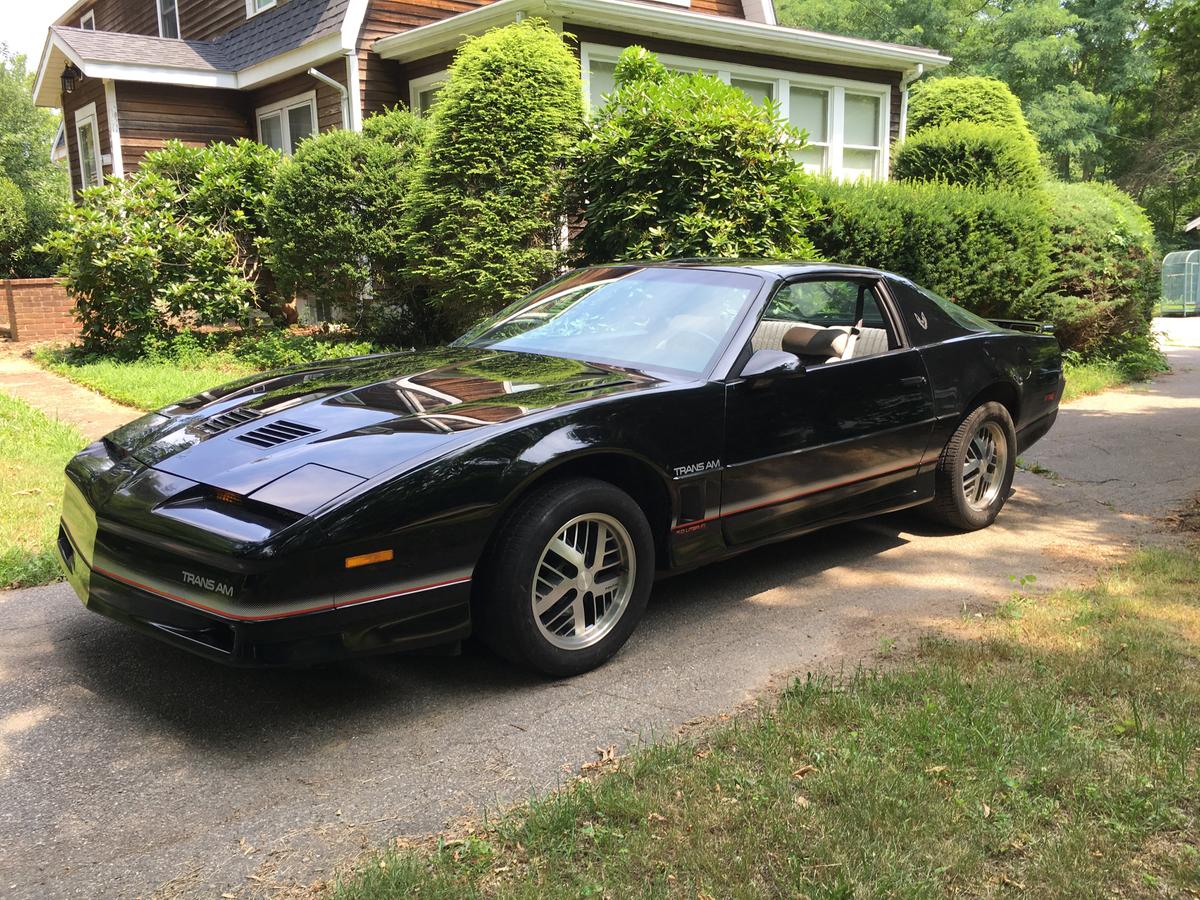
top-left (888, 277), bottom-right (1004, 346)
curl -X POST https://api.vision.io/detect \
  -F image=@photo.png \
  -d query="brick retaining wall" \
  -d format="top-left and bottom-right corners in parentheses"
top-left (3, 278), bottom-right (79, 342)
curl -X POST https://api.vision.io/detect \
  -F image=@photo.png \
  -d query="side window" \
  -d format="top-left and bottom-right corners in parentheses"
top-left (750, 278), bottom-right (897, 365)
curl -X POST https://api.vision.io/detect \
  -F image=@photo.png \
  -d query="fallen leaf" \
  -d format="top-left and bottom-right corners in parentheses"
top-left (647, 812), bottom-right (667, 824)
top-left (925, 765), bottom-right (947, 774)
top-left (982, 802), bottom-right (991, 819)
top-left (794, 794), bottom-right (811, 809)
top-left (695, 748), bottom-right (711, 760)
top-left (791, 765), bottom-right (816, 780)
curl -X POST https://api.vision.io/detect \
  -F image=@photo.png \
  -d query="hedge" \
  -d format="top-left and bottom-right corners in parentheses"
top-left (1043, 180), bottom-right (1159, 354)
top-left (892, 122), bottom-right (1044, 192)
top-left (807, 178), bottom-right (1052, 322)
top-left (573, 47), bottom-right (819, 263)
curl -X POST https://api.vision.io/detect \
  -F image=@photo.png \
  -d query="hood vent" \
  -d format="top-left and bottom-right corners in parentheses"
top-left (236, 419), bottom-right (321, 448)
top-left (197, 407), bottom-right (261, 436)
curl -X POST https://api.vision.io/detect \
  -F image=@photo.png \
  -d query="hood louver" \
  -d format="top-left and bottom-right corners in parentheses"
top-left (197, 407), bottom-right (261, 436)
top-left (236, 420), bottom-right (321, 448)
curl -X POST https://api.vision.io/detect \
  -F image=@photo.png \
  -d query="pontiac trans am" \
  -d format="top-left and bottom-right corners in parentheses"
top-left (57, 262), bottom-right (1064, 676)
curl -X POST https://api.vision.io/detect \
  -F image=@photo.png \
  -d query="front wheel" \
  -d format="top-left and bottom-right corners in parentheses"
top-left (477, 477), bottom-right (654, 677)
top-left (927, 401), bottom-right (1017, 531)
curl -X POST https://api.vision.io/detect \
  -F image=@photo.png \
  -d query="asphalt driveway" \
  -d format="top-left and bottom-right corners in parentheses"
top-left (2, 323), bottom-right (1199, 899)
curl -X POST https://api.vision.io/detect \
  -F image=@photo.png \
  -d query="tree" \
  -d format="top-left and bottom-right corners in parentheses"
top-left (0, 46), bottom-right (68, 276)
top-left (402, 20), bottom-right (585, 339)
top-left (573, 47), bottom-right (819, 263)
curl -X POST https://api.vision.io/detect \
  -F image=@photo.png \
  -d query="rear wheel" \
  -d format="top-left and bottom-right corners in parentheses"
top-left (927, 401), bottom-right (1016, 531)
top-left (477, 478), bottom-right (654, 677)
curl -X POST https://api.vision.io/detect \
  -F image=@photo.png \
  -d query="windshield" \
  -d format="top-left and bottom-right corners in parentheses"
top-left (456, 267), bottom-right (762, 375)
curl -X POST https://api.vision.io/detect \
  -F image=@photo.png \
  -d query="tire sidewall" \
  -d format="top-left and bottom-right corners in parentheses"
top-left (487, 479), bottom-right (654, 677)
top-left (948, 402), bottom-right (1017, 529)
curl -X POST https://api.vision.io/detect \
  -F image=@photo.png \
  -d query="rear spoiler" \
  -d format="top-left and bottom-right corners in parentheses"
top-left (990, 318), bottom-right (1054, 335)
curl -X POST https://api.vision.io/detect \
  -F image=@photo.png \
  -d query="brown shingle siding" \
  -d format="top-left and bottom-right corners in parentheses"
top-left (116, 82), bottom-right (253, 170)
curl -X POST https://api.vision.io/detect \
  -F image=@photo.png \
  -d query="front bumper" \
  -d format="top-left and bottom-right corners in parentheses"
top-left (57, 520), bottom-right (472, 667)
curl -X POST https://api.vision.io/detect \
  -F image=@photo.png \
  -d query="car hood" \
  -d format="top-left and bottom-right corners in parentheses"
top-left (103, 347), bottom-right (664, 500)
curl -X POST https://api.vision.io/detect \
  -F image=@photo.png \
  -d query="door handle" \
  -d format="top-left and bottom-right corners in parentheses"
top-left (899, 375), bottom-right (928, 388)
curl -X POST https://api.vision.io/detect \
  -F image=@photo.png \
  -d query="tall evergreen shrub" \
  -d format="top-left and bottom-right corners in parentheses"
top-left (573, 47), bottom-right (820, 263)
top-left (403, 20), bottom-right (585, 338)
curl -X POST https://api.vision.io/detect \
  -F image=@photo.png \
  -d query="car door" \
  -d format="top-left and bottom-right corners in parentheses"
top-left (721, 275), bottom-right (936, 546)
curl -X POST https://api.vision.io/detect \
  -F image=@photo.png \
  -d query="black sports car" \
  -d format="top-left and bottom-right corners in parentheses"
top-left (58, 262), bottom-right (1064, 675)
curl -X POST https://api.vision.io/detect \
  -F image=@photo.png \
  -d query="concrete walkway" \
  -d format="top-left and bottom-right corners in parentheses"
top-left (0, 324), bottom-right (1198, 898)
top-left (0, 352), bottom-right (140, 441)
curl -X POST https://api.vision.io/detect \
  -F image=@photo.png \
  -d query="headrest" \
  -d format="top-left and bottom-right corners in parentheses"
top-left (783, 325), bottom-right (848, 360)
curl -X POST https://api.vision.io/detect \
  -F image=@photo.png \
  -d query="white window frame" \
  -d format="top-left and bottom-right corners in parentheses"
top-left (580, 43), bottom-right (892, 181)
top-left (246, 0), bottom-right (277, 18)
top-left (157, 0), bottom-right (180, 39)
top-left (409, 70), bottom-right (448, 116)
top-left (74, 101), bottom-right (103, 189)
top-left (80, 10), bottom-right (96, 30)
top-left (255, 91), bottom-right (318, 155)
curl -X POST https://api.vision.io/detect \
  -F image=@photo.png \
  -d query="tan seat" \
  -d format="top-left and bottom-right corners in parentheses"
top-left (783, 325), bottom-right (850, 365)
top-left (751, 319), bottom-right (798, 353)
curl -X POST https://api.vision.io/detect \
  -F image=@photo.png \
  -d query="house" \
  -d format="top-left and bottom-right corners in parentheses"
top-left (33, 0), bottom-right (950, 197)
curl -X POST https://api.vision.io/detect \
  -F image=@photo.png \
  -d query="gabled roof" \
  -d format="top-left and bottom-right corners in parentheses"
top-left (34, 0), bottom-right (365, 106)
top-left (1186, 216), bottom-right (1200, 233)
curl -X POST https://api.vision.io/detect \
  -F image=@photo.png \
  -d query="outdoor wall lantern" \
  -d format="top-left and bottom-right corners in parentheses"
top-left (61, 64), bottom-right (82, 95)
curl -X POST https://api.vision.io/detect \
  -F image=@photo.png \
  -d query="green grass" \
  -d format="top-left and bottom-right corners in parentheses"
top-left (332, 547), bottom-right (1200, 898)
top-left (34, 346), bottom-right (254, 411)
top-left (1062, 359), bottom-right (1130, 403)
top-left (0, 394), bottom-right (89, 588)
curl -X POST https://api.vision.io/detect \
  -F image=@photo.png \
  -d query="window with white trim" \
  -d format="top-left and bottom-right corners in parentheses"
top-left (80, 10), bottom-right (96, 30)
top-left (409, 71), bottom-right (448, 115)
top-left (158, 0), bottom-right (179, 38)
top-left (581, 44), bottom-right (891, 181)
top-left (246, 0), bottom-right (277, 18)
top-left (74, 102), bottom-right (102, 189)
top-left (256, 92), bottom-right (317, 155)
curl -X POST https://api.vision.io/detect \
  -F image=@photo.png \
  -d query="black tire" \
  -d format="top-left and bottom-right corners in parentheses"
top-left (475, 477), bottom-right (654, 677)
top-left (927, 401), bottom-right (1017, 531)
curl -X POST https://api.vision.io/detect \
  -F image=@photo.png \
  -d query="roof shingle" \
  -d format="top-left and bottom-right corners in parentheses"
top-left (52, 0), bottom-right (351, 75)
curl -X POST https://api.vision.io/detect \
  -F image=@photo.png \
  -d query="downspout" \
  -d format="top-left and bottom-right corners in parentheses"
top-left (898, 63), bottom-right (924, 142)
top-left (308, 66), bottom-right (350, 130)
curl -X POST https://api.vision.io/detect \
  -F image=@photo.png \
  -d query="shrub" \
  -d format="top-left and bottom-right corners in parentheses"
top-left (908, 76), bottom-right (1034, 139)
top-left (403, 20), bottom-right (585, 339)
top-left (1043, 180), bottom-right (1160, 354)
top-left (362, 104), bottom-right (430, 153)
top-left (573, 47), bottom-right (819, 263)
top-left (265, 115), bottom-right (425, 326)
top-left (807, 178), bottom-right (1052, 322)
top-left (40, 173), bottom-right (256, 354)
top-left (0, 176), bottom-right (27, 277)
top-left (142, 139), bottom-right (281, 288)
top-left (892, 122), bottom-right (1044, 192)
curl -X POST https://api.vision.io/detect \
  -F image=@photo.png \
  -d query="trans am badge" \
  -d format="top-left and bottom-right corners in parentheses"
top-left (181, 570), bottom-right (235, 598)
top-left (914, 311), bottom-right (929, 330)
top-left (673, 459), bottom-right (721, 478)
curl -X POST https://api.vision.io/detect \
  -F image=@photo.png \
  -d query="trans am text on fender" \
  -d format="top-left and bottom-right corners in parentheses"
top-left (57, 262), bottom-right (1064, 675)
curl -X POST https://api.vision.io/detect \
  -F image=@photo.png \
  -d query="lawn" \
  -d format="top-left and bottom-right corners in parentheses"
top-left (34, 346), bottom-right (254, 411)
top-left (0, 394), bottom-right (89, 589)
top-left (333, 547), bottom-right (1200, 898)
top-left (1062, 358), bottom-right (1135, 403)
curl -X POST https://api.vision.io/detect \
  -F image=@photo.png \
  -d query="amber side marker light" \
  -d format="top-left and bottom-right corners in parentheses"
top-left (214, 489), bottom-right (242, 504)
top-left (345, 549), bottom-right (394, 569)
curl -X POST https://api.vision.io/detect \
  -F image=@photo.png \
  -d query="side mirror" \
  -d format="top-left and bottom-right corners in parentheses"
top-left (740, 349), bottom-right (803, 379)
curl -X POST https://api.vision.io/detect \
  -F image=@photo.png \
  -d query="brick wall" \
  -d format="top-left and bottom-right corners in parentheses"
top-left (3, 278), bottom-right (80, 342)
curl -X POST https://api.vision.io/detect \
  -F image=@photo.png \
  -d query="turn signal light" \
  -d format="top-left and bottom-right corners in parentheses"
top-left (345, 549), bottom-right (394, 569)
top-left (214, 489), bottom-right (242, 505)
